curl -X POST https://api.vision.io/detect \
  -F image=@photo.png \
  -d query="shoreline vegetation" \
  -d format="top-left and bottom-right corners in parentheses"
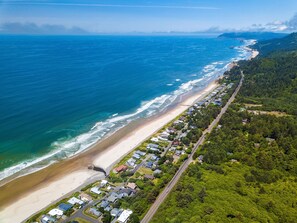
top-left (0, 44), bottom-right (256, 223)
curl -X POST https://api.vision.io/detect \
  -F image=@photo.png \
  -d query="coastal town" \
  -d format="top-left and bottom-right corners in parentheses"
top-left (25, 77), bottom-right (237, 223)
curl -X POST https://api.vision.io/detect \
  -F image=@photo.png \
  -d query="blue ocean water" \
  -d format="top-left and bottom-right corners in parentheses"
top-left (0, 35), bottom-right (251, 180)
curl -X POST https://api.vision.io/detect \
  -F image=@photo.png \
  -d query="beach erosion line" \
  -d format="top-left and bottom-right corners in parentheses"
top-left (0, 39), bottom-right (255, 185)
top-left (0, 42), bottom-right (258, 223)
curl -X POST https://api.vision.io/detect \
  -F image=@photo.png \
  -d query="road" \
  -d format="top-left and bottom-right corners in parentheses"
top-left (141, 75), bottom-right (244, 223)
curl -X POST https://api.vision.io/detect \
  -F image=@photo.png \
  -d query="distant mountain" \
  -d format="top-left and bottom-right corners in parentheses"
top-left (252, 32), bottom-right (297, 56)
top-left (218, 32), bottom-right (287, 40)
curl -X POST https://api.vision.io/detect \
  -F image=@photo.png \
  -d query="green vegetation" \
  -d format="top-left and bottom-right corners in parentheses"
top-left (151, 36), bottom-right (297, 222)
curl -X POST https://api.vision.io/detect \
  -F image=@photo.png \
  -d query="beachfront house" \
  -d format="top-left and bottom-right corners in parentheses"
top-left (48, 208), bottom-right (63, 218)
top-left (127, 158), bottom-right (136, 167)
top-left (114, 165), bottom-right (128, 173)
top-left (67, 197), bottom-right (84, 206)
top-left (117, 210), bottom-right (133, 223)
top-left (100, 179), bottom-right (108, 187)
top-left (150, 137), bottom-right (159, 142)
top-left (132, 153), bottom-right (141, 160)
top-left (58, 203), bottom-right (72, 212)
top-left (90, 186), bottom-right (102, 195)
top-left (135, 150), bottom-right (146, 156)
top-left (79, 192), bottom-right (92, 202)
top-left (41, 215), bottom-right (55, 223)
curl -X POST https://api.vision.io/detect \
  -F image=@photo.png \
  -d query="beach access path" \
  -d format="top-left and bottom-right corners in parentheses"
top-left (141, 72), bottom-right (244, 223)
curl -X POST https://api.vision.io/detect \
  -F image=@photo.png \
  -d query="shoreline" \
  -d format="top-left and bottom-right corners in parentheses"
top-left (0, 79), bottom-right (219, 223)
top-left (0, 47), bottom-right (258, 223)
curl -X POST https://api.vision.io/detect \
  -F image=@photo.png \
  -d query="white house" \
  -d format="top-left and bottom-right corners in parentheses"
top-left (117, 209), bottom-right (133, 223)
top-left (67, 197), bottom-right (84, 205)
top-left (48, 208), bottom-right (63, 217)
top-left (90, 186), bottom-right (102, 195)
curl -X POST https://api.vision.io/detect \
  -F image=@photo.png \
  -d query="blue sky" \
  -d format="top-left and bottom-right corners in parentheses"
top-left (0, 0), bottom-right (297, 33)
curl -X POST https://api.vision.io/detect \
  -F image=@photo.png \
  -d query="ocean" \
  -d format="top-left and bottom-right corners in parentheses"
top-left (0, 35), bottom-right (252, 181)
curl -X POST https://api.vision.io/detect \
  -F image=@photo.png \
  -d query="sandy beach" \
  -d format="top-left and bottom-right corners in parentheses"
top-left (0, 80), bottom-right (219, 223)
top-left (0, 49), bottom-right (259, 223)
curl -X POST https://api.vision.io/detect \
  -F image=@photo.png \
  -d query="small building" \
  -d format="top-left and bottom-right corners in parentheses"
top-left (144, 174), bottom-right (155, 180)
top-left (151, 155), bottom-right (159, 161)
top-left (132, 153), bottom-right (141, 160)
top-left (127, 182), bottom-right (137, 190)
top-left (135, 150), bottom-right (146, 156)
top-left (127, 158), bottom-right (136, 167)
top-left (145, 161), bottom-right (153, 169)
top-left (100, 180), bottom-right (108, 187)
top-left (153, 169), bottom-right (162, 175)
top-left (118, 210), bottom-right (133, 223)
top-left (198, 155), bottom-right (204, 164)
top-left (58, 203), bottom-right (72, 212)
top-left (147, 143), bottom-right (159, 149)
top-left (115, 165), bottom-right (128, 173)
top-left (89, 207), bottom-right (102, 217)
top-left (100, 200), bottom-right (109, 208)
top-left (48, 208), bottom-right (63, 217)
top-left (41, 215), bottom-right (55, 223)
top-left (90, 186), bottom-right (102, 195)
top-left (67, 197), bottom-right (84, 205)
top-left (150, 137), bottom-right (159, 142)
top-left (107, 192), bottom-right (118, 203)
top-left (120, 188), bottom-right (135, 196)
top-left (111, 208), bottom-right (121, 217)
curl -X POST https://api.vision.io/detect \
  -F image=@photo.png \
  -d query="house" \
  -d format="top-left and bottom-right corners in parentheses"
top-left (58, 203), bottom-right (72, 212)
top-left (111, 208), bottom-right (121, 217)
top-left (132, 153), bottom-right (141, 160)
top-left (100, 180), bottom-right (108, 187)
top-left (127, 182), bottom-right (137, 190)
top-left (48, 209), bottom-right (63, 217)
top-left (115, 165), bottom-right (128, 173)
top-left (90, 186), bottom-right (101, 195)
top-left (175, 150), bottom-right (182, 156)
top-left (89, 207), bottom-right (102, 217)
top-left (169, 147), bottom-right (176, 152)
top-left (153, 169), bottom-right (162, 175)
top-left (79, 192), bottom-right (92, 202)
top-left (118, 210), bottom-right (133, 223)
top-left (67, 197), bottom-right (84, 206)
top-left (144, 174), bottom-right (155, 180)
top-left (148, 147), bottom-right (160, 153)
top-left (172, 140), bottom-right (180, 146)
top-left (198, 155), bottom-right (204, 164)
top-left (100, 200), bottom-right (109, 208)
top-left (150, 137), bottom-right (159, 142)
top-left (41, 215), bottom-right (55, 223)
top-left (147, 143), bottom-right (159, 149)
top-left (145, 161), bottom-right (153, 169)
top-left (127, 158), bottom-right (136, 167)
top-left (151, 155), bottom-right (159, 161)
top-left (104, 206), bottom-right (112, 212)
top-left (107, 192), bottom-right (118, 203)
top-left (120, 188), bottom-right (135, 196)
top-left (135, 150), bottom-right (146, 156)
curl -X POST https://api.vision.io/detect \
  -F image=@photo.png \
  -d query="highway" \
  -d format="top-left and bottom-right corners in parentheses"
top-left (141, 74), bottom-right (244, 223)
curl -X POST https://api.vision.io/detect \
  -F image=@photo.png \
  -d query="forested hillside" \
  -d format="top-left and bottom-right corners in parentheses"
top-left (252, 32), bottom-right (297, 56)
top-left (151, 35), bottom-right (297, 223)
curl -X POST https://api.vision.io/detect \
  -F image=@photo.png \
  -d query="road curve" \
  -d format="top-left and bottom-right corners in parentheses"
top-left (141, 74), bottom-right (244, 223)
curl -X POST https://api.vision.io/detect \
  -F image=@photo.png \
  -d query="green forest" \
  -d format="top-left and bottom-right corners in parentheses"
top-left (151, 34), bottom-right (297, 223)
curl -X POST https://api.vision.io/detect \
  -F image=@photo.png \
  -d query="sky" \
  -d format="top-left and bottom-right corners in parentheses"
top-left (0, 0), bottom-right (297, 34)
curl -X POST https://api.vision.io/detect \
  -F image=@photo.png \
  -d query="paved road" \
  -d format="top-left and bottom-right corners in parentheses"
top-left (141, 75), bottom-right (244, 223)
